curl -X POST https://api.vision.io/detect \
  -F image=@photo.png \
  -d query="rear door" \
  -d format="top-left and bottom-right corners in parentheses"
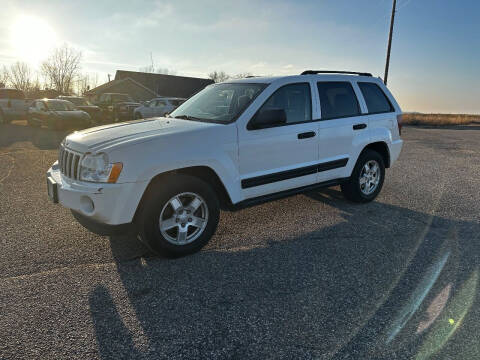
top-left (238, 81), bottom-right (320, 199)
top-left (356, 81), bottom-right (398, 139)
top-left (314, 81), bottom-right (369, 181)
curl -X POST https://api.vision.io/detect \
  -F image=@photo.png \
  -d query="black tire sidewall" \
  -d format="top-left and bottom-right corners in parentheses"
top-left (346, 150), bottom-right (385, 202)
top-left (139, 175), bottom-right (220, 257)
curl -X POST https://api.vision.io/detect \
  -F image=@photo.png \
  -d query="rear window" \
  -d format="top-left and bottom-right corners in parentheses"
top-left (358, 82), bottom-right (393, 114)
top-left (170, 100), bottom-right (183, 106)
top-left (317, 82), bottom-right (360, 120)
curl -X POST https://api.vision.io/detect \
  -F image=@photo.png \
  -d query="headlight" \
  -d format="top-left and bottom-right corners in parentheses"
top-left (79, 153), bottom-right (123, 183)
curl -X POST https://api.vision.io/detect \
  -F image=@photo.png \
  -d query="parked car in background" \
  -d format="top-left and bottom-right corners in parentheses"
top-left (95, 93), bottom-right (140, 122)
top-left (133, 97), bottom-right (185, 119)
top-left (57, 96), bottom-right (102, 123)
top-left (0, 88), bottom-right (31, 124)
top-left (28, 99), bottom-right (92, 130)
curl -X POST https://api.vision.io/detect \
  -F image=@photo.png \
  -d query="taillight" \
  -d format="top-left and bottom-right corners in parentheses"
top-left (396, 114), bottom-right (403, 136)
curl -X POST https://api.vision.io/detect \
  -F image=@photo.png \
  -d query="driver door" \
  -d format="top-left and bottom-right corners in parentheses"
top-left (238, 82), bottom-right (319, 199)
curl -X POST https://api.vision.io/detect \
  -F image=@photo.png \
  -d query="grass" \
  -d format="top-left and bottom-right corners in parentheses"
top-left (402, 113), bottom-right (480, 126)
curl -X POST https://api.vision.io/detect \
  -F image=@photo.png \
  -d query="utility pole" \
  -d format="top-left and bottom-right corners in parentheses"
top-left (384, 0), bottom-right (397, 85)
top-left (107, 74), bottom-right (111, 82)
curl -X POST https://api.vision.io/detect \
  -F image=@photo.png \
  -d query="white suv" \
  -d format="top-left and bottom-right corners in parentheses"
top-left (46, 71), bottom-right (403, 256)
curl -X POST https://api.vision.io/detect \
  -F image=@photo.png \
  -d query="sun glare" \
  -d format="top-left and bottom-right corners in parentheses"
top-left (9, 15), bottom-right (58, 65)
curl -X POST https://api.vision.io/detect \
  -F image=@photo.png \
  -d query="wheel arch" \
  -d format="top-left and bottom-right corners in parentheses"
top-left (133, 165), bottom-right (233, 223)
top-left (362, 141), bottom-right (391, 168)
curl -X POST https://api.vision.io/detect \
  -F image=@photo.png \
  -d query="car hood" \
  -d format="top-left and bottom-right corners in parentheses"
top-left (54, 110), bottom-right (89, 119)
top-left (115, 101), bottom-right (140, 106)
top-left (76, 105), bottom-right (100, 111)
top-left (64, 117), bottom-right (218, 153)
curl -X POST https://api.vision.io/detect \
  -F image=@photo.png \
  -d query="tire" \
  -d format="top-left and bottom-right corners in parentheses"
top-left (137, 174), bottom-right (220, 257)
top-left (134, 112), bottom-right (142, 120)
top-left (341, 149), bottom-right (385, 203)
top-left (0, 111), bottom-right (5, 125)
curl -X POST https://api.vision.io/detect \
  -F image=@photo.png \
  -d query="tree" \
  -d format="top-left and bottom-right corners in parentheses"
top-left (233, 72), bottom-right (253, 79)
top-left (41, 44), bottom-right (82, 94)
top-left (208, 70), bottom-right (230, 83)
top-left (5, 62), bottom-right (34, 92)
top-left (0, 65), bottom-right (9, 88)
top-left (139, 65), bottom-right (177, 75)
top-left (75, 72), bottom-right (99, 95)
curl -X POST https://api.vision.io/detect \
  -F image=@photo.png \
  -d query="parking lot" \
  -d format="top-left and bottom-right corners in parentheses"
top-left (1, 121), bottom-right (479, 359)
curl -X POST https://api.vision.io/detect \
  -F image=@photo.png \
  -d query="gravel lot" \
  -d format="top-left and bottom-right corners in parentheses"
top-left (1, 121), bottom-right (479, 359)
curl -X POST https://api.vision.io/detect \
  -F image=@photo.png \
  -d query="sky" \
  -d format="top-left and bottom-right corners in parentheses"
top-left (0, 0), bottom-right (479, 113)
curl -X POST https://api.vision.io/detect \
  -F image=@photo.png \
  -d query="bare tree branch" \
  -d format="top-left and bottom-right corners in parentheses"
top-left (5, 62), bottom-right (34, 92)
top-left (41, 44), bottom-right (82, 94)
top-left (208, 70), bottom-right (230, 83)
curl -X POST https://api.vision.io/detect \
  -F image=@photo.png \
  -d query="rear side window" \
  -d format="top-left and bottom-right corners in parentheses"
top-left (317, 82), bottom-right (360, 120)
top-left (259, 83), bottom-right (312, 124)
top-left (358, 82), bottom-right (393, 114)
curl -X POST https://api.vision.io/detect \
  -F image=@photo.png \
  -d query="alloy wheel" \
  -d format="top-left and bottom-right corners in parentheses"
top-left (159, 192), bottom-right (209, 245)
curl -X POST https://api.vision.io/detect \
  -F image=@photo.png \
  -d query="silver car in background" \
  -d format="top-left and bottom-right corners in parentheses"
top-left (133, 97), bottom-right (185, 119)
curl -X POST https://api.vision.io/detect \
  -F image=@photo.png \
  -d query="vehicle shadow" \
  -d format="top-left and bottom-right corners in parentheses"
top-left (0, 122), bottom-right (72, 150)
top-left (88, 188), bottom-right (480, 359)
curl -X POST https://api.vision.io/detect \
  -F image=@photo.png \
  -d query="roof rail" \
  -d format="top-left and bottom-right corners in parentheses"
top-left (300, 70), bottom-right (372, 76)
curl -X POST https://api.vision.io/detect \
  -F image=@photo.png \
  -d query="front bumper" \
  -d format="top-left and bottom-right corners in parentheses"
top-left (46, 161), bottom-right (148, 226)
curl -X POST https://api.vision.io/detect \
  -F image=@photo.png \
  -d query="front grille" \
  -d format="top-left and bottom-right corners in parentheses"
top-left (58, 146), bottom-right (82, 180)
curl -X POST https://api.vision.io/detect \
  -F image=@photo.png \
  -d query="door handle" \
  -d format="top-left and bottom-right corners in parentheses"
top-left (353, 123), bottom-right (367, 130)
top-left (297, 131), bottom-right (316, 139)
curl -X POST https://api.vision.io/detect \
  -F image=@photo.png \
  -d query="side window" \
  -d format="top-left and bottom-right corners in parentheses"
top-left (36, 102), bottom-right (46, 111)
top-left (358, 82), bottom-right (393, 114)
top-left (157, 100), bottom-right (167, 108)
top-left (256, 83), bottom-right (312, 125)
top-left (317, 82), bottom-right (360, 120)
top-left (149, 100), bottom-right (157, 107)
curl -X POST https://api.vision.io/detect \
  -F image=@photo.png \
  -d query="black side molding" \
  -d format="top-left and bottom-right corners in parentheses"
top-left (241, 158), bottom-right (349, 189)
top-left (233, 178), bottom-right (350, 210)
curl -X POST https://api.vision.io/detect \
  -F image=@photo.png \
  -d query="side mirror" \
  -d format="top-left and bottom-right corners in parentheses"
top-left (250, 109), bottom-right (287, 129)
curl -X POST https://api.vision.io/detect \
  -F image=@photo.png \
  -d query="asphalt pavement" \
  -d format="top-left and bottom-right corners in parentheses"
top-left (0, 121), bottom-right (479, 359)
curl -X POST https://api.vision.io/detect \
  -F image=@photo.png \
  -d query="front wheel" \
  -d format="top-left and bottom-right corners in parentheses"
top-left (134, 112), bottom-right (143, 120)
top-left (341, 149), bottom-right (385, 203)
top-left (137, 175), bottom-right (220, 257)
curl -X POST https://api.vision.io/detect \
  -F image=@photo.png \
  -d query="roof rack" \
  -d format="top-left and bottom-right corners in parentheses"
top-left (300, 70), bottom-right (372, 76)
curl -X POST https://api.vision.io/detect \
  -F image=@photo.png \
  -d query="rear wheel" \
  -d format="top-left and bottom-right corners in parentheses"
top-left (134, 112), bottom-right (143, 120)
top-left (341, 149), bottom-right (385, 203)
top-left (137, 175), bottom-right (220, 257)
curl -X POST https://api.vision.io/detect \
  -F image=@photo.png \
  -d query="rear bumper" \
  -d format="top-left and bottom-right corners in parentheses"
top-left (390, 139), bottom-right (403, 165)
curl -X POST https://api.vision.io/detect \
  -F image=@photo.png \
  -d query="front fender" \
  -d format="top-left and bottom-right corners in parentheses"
top-left (108, 124), bottom-right (242, 203)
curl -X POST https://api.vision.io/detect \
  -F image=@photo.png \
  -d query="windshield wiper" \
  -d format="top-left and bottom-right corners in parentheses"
top-left (173, 115), bottom-right (205, 121)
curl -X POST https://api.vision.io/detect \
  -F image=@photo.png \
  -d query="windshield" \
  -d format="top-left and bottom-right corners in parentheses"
top-left (169, 83), bottom-right (267, 123)
top-left (47, 101), bottom-right (76, 111)
top-left (65, 97), bottom-right (90, 106)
